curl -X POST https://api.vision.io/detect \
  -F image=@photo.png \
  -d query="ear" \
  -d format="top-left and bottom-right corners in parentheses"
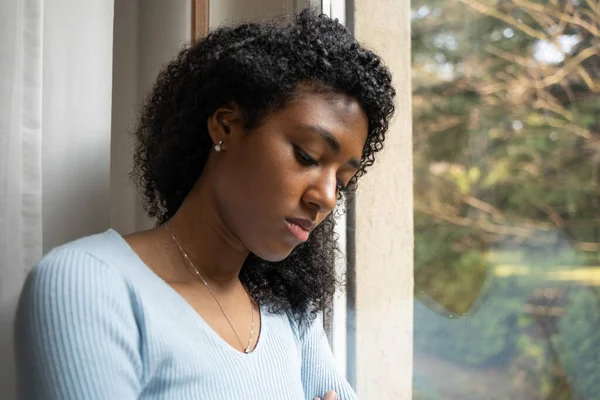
top-left (207, 103), bottom-right (242, 147)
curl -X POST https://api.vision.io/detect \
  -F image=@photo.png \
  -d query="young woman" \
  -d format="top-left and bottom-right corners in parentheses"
top-left (15, 9), bottom-right (395, 400)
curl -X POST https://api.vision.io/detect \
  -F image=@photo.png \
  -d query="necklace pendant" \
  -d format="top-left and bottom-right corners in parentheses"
top-left (244, 348), bottom-right (250, 354)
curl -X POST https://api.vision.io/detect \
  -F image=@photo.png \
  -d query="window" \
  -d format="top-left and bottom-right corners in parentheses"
top-left (412, 1), bottom-right (600, 399)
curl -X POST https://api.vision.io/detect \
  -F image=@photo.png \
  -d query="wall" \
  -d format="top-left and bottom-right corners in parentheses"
top-left (110, 0), bottom-right (191, 234)
top-left (110, 0), bottom-right (140, 235)
top-left (353, 0), bottom-right (414, 397)
top-left (210, 0), bottom-right (297, 27)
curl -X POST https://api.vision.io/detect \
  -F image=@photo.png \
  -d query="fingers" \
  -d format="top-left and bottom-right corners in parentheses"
top-left (315, 389), bottom-right (338, 400)
top-left (323, 390), bottom-right (338, 400)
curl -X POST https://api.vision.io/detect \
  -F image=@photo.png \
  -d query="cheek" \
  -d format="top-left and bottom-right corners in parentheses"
top-left (215, 145), bottom-right (296, 225)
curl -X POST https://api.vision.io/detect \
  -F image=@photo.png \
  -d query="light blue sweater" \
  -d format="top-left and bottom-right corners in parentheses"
top-left (15, 229), bottom-right (357, 400)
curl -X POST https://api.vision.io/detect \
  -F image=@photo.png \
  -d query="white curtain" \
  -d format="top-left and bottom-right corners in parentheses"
top-left (0, 0), bottom-right (44, 398)
top-left (1, 0), bottom-right (114, 398)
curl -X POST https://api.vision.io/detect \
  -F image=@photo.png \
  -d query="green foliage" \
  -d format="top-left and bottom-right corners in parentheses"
top-left (505, 289), bottom-right (600, 400)
top-left (509, 335), bottom-right (562, 400)
top-left (412, 0), bottom-right (600, 398)
top-left (414, 276), bottom-right (525, 367)
top-left (414, 220), bottom-right (491, 315)
top-left (558, 289), bottom-right (600, 399)
top-left (412, 0), bottom-right (600, 252)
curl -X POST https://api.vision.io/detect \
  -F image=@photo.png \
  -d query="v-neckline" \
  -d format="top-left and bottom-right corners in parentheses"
top-left (106, 228), bottom-right (266, 357)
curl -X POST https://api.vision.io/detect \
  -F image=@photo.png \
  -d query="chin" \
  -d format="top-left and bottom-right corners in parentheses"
top-left (249, 242), bottom-right (295, 263)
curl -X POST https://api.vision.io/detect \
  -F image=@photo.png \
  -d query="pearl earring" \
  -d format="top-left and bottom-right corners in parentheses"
top-left (214, 141), bottom-right (223, 152)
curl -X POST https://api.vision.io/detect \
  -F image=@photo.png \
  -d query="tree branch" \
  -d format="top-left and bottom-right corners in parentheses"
top-left (513, 0), bottom-right (600, 37)
top-left (458, 0), bottom-right (550, 41)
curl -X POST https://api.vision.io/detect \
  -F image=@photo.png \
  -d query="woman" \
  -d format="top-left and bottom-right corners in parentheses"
top-left (15, 9), bottom-right (395, 400)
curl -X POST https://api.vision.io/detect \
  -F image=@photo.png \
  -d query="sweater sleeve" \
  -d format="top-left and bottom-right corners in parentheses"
top-left (300, 315), bottom-right (358, 400)
top-left (14, 249), bottom-right (143, 400)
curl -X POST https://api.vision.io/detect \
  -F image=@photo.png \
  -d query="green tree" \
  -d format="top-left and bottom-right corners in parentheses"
top-left (413, 0), bottom-right (600, 312)
top-left (558, 288), bottom-right (600, 399)
top-left (412, 0), bottom-right (600, 313)
top-left (412, 1), bottom-right (600, 398)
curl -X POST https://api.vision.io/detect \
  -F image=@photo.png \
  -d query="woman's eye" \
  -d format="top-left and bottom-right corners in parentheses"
top-left (294, 146), bottom-right (318, 166)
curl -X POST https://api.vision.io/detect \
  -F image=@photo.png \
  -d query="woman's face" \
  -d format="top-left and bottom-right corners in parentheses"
top-left (211, 90), bottom-right (368, 261)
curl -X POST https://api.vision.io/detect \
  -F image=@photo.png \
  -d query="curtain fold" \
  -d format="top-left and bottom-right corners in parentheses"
top-left (0, 0), bottom-right (44, 398)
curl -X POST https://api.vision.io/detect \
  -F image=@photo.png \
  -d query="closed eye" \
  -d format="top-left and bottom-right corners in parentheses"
top-left (293, 145), bottom-right (318, 166)
top-left (294, 144), bottom-right (351, 193)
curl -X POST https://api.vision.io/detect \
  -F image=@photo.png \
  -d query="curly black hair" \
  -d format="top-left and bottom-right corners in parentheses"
top-left (132, 9), bottom-right (395, 324)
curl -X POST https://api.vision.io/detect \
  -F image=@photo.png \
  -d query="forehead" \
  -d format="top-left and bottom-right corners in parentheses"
top-left (286, 90), bottom-right (366, 125)
top-left (273, 91), bottom-right (369, 150)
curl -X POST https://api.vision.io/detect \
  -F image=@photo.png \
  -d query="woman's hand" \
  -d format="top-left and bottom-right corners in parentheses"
top-left (314, 390), bottom-right (338, 400)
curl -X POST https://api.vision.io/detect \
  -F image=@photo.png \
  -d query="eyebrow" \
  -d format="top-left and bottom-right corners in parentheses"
top-left (300, 124), bottom-right (362, 170)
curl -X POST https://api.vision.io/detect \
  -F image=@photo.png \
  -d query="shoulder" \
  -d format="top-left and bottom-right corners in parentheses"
top-left (15, 232), bottom-right (143, 364)
top-left (15, 232), bottom-right (145, 399)
top-left (286, 310), bottom-right (325, 342)
top-left (49, 228), bottom-right (130, 265)
top-left (17, 230), bottom-right (139, 327)
top-left (25, 230), bottom-right (131, 293)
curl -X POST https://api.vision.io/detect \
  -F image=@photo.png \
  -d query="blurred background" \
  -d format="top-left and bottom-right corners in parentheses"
top-left (411, 1), bottom-right (600, 399)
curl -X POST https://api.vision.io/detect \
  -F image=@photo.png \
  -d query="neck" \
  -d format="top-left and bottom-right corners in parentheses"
top-left (165, 179), bottom-right (249, 288)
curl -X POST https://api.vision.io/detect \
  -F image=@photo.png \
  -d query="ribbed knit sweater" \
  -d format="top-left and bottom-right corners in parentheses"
top-left (14, 229), bottom-right (357, 400)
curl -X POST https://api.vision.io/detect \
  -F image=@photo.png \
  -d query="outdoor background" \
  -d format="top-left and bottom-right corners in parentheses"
top-left (411, 0), bottom-right (600, 399)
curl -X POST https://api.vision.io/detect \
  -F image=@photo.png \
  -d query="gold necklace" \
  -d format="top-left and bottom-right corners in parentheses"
top-left (164, 222), bottom-right (255, 354)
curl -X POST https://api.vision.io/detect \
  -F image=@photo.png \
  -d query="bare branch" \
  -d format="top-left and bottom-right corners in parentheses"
top-left (458, 0), bottom-right (549, 41)
top-left (531, 98), bottom-right (575, 124)
top-left (544, 116), bottom-right (594, 141)
top-left (484, 45), bottom-right (532, 69)
top-left (539, 46), bottom-right (600, 89)
top-left (583, 0), bottom-right (600, 15)
top-left (542, 205), bottom-right (565, 228)
top-left (463, 195), bottom-right (507, 222)
top-left (514, 0), bottom-right (600, 37)
top-left (576, 65), bottom-right (600, 92)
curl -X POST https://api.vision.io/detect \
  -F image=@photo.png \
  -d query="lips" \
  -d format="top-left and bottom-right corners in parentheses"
top-left (285, 217), bottom-right (315, 242)
top-left (285, 217), bottom-right (316, 232)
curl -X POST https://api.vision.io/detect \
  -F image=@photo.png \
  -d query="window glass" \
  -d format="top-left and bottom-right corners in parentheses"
top-left (412, 1), bottom-right (600, 399)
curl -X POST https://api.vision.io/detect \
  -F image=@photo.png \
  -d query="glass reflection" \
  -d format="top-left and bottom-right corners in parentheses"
top-left (412, 0), bottom-right (600, 399)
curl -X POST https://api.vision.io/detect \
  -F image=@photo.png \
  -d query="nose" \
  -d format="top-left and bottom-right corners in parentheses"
top-left (302, 171), bottom-right (338, 214)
